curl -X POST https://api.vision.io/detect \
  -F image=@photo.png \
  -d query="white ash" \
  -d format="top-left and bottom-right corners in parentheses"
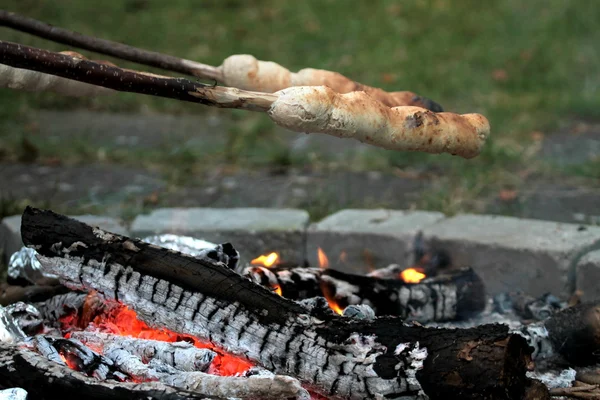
top-left (320, 275), bottom-right (361, 305)
top-left (291, 268), bottom-right (321, 283)
top-left (516, 322), bottom-right (555, 361)
top-left (527, 368), bottom-right (576, 389)
top-left (70, 331), bottom-right (216, 372)
top-left (0, 388), bottom-right (28, 400)
top-left (394, 342), bottom-right (429, 399)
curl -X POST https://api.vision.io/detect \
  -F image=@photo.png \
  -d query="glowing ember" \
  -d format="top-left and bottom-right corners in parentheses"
top-left (400, 267), bottom-right (426, 283)
top-left (251, 252), bottom-right (279, 267)
top-left (59, 294), bottom-right (253, 377)
top-left (272, 284), bottom-right (283, 296)
top-left (317, 248), bottom-right (329, 269)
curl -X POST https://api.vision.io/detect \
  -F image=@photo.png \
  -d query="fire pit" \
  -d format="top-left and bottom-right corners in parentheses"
top-left (2, 208), bottom-right (600, 400)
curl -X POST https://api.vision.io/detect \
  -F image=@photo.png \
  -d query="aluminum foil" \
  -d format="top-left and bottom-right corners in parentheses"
top-left (142, 234), bottom-right (240, 271)
top-left (0, 388), bottom-right (28, 400)
top-left (5, 302), bottom-right (43, 337)
top-left (8, 247), bottom-right (58, 285)
top-left (0, 306), bottom-right (26, 343)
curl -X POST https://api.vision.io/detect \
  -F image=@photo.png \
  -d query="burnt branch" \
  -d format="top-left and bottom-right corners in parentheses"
top-left (245, 265), bottom-right (486, 322)
top-left (70, 331), bottom-right (216, 372)
top-left (0, 342), bottom-right (212, 400)
top-left (0, 40), bottom-right (277, 111)
top-left (21, 207), bottom-right (534, 400)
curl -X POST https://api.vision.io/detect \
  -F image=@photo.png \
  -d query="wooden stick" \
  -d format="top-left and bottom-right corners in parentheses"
top-left (0, 10), bottom-right (441, 110)
top-left (0, 40), bottom-right (276, 112)
top-left (0, 10), bottom-right (221, 80)
top-left (0, 41), bottom-right (489, 158)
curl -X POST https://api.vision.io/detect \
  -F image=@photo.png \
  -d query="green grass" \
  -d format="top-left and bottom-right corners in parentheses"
top-left (1, 0), bottom-right (599, 216)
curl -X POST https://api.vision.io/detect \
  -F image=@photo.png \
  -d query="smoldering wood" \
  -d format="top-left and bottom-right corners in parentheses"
top-left (35, 292), bottom-right (87, 326)
top-left (30, 335), bottom-right (65, 366)
top-left (0, 342), bottom-right (215, 400)
top-left (21, 207), bottom-right (536, 400)
top-left (0, 283), bottom-right (69, 306)
top-left (244, 264), bottom-right (486, 322)
top-left (70, 331), bottom-right (216, 372)
top-left (0, 41), bottom-right (277, 112)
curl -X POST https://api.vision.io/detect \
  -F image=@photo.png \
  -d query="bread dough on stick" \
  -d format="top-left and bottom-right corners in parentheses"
top-left (267, 86), bottom-right (489, 159)
top-left (221, 54), bottom-right (441, 111)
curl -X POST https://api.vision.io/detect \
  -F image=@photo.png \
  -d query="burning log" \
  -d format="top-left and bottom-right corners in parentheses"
top-left (18, 207), bottom-right (536, 400)
top-left (69, 331), bottom-right (216, 373)
top-left (0, 342), bottom-right (212, 400)
top-left (244, 264), bottom-right (486, 322)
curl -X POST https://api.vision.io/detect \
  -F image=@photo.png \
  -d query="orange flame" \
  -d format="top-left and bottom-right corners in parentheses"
top-left (272, 284), bottom-right (282, 296)
top-left (320, 280), bottom-right (344, 315)
top-left (251, 252), bottom-right (279, 267)
top-left (60, 294), bottom-right (253, 377)
top-left (400, 268), bottom-right (426, 283)
top-left (317, 248), bottom-right (329, 269)
top-left (326, 298), bottom-right (344, 315)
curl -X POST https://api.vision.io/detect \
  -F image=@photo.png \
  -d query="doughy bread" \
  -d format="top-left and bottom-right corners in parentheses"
top-left (221, 54), bottom-right (440, 110)
top-left (268, 86), bottom-right (489, 159)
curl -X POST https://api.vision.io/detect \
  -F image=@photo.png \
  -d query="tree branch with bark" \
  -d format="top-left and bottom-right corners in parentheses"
top-left (0, 10), bottom-right (441, 110)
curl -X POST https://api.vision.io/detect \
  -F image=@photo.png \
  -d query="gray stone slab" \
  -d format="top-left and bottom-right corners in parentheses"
top-left (130, 208), bottom-right (310, 266)
top-left (576, 250), bottom-right (600, 302)
top-left (306, 209), bottom-right (446, 274)
top-left (0, 214), bottom-right (129, 265)
top-left (421, 214), bottom-right (600, 298)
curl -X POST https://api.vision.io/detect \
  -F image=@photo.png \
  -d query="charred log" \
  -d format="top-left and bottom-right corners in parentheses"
top-left (245, 264), bottom-right (486, 322)
top-left (544, 302), bottom-right (600, 366)
top-left (0, 342), bottom-right (212, 400)
top-left (70, 331), bottom-right (216, 372)
top-left (21, 207), bottom-right (534, 400)
top-left (0, 283), bottom-right (69, 306)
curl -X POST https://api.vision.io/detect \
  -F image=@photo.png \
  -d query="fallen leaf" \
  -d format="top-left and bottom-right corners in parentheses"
top-left (531, 131), bottom-right (544, 141)
top-left (498, 189), bottom-right (518, 202)
top-left (491, 69), bottom-right (508, 82)
top-left (381, 73), bottom-right (397, 84)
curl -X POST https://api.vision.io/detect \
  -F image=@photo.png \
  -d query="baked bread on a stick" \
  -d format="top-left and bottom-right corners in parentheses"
top-left (268, 86), bottom-right (489, 159)
top-left (221, 54), bottom-right (442, 111)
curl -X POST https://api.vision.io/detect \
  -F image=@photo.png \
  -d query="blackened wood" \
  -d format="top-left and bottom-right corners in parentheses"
top-left (245, 265), bottom-right (486, 322)
top-left (0, 343), bottom-right (213, 400)
top-left (0, 283), bottom-right (69, 306)
top-left (21, 207), bottom-right (533, 400)
top-left (0, 10), bottom-right (221, 80)
top-left (545, 303), bottom-right (600, 366)
top-left (0, 41), bottom-right (276, 111)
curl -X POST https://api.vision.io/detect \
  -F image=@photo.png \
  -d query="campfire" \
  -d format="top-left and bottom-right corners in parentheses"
top-left (1, 208), bottom-right (600, 400)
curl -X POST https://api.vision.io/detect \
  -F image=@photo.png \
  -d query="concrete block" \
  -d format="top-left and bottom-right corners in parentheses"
top-left (576, 250), bottom-right (600, 302)
top-left (306, 209), bottom-right (446, 274)
top-left (1, 214), bottom-right (129, 265)
top-left (130, 208), bottom-right (309, 266)
top-left (421, 214), bottom-right (600, 298)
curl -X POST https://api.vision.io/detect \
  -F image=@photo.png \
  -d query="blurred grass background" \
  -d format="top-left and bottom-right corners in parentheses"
top-left (0, 0), bottom-right (599, 220)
